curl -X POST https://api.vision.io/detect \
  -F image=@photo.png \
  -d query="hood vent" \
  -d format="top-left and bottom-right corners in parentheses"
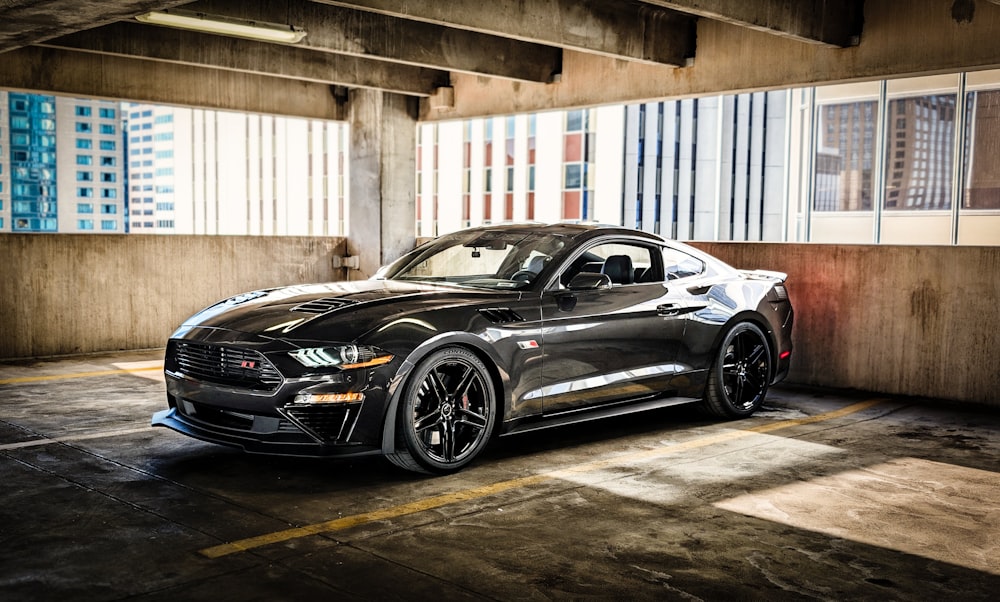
top-left (292, 297), bottom-right (358, 314)
top-left (479, 307), bottom-right (526, 324)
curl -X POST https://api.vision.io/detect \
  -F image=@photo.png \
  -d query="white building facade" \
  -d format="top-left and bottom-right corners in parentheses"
top-left (126, 105), bottom-right (349, 236)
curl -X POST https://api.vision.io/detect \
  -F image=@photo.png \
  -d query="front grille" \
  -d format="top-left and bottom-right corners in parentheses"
top-left (282, 404), bottom-right (359, 443)
top-left (177, 399), bottom-right (299, 434)
top-left (168, 341), bottom-right (283, 391)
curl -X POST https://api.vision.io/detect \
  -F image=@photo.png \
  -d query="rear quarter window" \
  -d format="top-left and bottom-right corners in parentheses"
top-left (663, 247), bottom-right (705, 280)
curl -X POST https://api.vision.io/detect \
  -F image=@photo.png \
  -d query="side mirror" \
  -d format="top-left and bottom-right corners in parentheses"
top-left (567, 272), bottom-right (613, 290)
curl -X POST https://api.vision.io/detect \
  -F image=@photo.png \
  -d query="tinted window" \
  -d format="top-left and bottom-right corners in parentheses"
top-left (559, 242), bottom-right (660, 286)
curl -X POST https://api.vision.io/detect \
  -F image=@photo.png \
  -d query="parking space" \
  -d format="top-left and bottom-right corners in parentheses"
top-left (1, 351), bottom-right (998, 600)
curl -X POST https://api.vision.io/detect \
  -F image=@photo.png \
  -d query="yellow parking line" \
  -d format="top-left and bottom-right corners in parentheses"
top-left (0, 365), bottom-right (162, 385)
top-left (200, 398), bottom-right (886, 559)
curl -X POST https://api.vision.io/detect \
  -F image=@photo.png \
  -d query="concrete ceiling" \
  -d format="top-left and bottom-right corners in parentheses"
top-left (1, 1), bottom-right (999, 120)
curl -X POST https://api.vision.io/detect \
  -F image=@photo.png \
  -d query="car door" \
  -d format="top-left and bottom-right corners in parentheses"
top-left (534, 239), bottom-right (700, 415)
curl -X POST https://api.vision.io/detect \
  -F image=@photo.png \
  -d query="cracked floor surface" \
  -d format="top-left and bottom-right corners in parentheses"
top-left (1, 351), bottom-right (999, 600)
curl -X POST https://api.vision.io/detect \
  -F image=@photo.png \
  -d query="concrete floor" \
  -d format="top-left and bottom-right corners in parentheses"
top-left (1, 351), bottom-right (998, 601)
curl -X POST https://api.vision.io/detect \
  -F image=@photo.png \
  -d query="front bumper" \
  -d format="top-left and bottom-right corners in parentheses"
top-left (151, 403), bottom-right (381, 458)
top-left (155, 351), bottom-right (396, 457)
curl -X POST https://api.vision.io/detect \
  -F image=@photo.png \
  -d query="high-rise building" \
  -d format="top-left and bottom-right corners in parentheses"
top-left (418, 92), bottom-right (788, 242)
top-left (125, 104), bottom-right (349, 236)
top-left (417, 107), bottom-right (610, 238)
top-left (0, 91), bottom-right (125, 233)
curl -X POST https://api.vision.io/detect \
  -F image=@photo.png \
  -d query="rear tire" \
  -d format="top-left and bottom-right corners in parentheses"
top-left (702, 322), bottom-right (771, 419)
top-left (386, 347), bottom-right (496, 474)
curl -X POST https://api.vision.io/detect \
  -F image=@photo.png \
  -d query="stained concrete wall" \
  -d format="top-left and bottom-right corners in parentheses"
top-left (691, 242), bottom-right (1000, 407)
top-left (3, 235), bottom-right (998, 407)
top-left (0, 234), bottom-right (346, 359)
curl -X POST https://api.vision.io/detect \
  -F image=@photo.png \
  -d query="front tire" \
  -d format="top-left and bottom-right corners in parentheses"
top-left (387, 347), bottom-right (496, 474)
top-left (702, 322), bottom-right (772, 419)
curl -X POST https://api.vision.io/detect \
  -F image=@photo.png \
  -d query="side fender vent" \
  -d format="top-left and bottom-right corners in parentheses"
top-left (479, 307), bottom-right (526, 324)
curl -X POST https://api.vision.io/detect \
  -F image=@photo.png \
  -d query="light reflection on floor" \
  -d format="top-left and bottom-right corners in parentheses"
top-left (714, 457), bottom-right (1000, 576)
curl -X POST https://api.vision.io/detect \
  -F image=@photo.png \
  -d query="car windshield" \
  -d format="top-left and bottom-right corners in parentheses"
top-left (384, 230), bottom-right (568, 290)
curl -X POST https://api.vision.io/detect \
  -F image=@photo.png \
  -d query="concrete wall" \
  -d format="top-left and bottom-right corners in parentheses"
top-left (3, 235), bottom-right (998, 407)
top-left (0, 234), bottom-right (346, 359)
top-left (692, 242), bottom-right (1000, 407)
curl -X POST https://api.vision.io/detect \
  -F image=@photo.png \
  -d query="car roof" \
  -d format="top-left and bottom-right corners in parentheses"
top-left (455, 222), bottom-right (666, 243)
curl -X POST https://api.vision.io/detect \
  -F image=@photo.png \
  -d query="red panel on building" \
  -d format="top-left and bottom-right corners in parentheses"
top-left (564, 134), bottom-right (582, 162)
top-left (563, 190), bottom-right (581, 220)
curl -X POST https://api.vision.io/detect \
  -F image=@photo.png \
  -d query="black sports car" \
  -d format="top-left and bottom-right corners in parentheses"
top-left (153, 224), bottom-right (793, 473)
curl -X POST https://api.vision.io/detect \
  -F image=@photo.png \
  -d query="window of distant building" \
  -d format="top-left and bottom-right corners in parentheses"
top-left (562, 109), bottom-right (594, 221)
top-left (883, 93), bottom-right (955, 211)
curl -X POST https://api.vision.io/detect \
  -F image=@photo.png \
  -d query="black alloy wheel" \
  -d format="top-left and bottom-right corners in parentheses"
top-left (703, 322), bottom-right (772, 418)
top-left (388, 347), bottom-right (496, 474)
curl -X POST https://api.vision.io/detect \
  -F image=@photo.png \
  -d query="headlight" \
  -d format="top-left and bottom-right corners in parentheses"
top-left (288, 345), bottom-right (394, 369)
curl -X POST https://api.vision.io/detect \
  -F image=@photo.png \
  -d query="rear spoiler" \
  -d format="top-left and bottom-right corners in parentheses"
top-left (740, 269), bottom-right (787, 282)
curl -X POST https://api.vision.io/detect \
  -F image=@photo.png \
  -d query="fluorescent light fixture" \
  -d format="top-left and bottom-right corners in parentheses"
top-left (135, 9), bottom-right (307, 44)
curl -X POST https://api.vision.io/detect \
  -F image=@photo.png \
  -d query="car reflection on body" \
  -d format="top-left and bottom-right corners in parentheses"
top-left (152, 224), bottom-right (793, 474)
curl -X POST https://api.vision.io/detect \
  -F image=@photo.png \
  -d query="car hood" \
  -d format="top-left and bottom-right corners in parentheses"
top-left (174, 279), bottom-right (512, 343)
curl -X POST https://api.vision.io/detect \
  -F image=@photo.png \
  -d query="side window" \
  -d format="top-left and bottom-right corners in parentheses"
top-left (663, 247), bottom-right (705, 280)
top-left (561, 242), bottom-right (660, 286)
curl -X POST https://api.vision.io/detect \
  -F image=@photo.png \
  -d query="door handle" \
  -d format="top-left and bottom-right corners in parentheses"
top-left (657, 302), bottom-right (707, 316)
top-left (657, 303), bottom-right (681, 316)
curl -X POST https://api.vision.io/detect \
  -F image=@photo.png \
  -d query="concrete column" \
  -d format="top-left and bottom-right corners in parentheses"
top-left (348, 89), bottom-right (418, 278)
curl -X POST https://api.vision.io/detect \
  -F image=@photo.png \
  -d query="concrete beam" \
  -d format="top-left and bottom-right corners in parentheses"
top-left (641, 0), bottom-right (864, 47)
top-left (315, 0), bottom-right (696, 66)
top-left (0, 0), bottom-right (188, 50)
top-left (348, 90), bottom-right (418, 277)
top-left (181, 0), bottom-right (561, 82)
top-left (426, 0), bottom-right (1000, 121)
top-left (0, 46), bottom-right (345, 120)
top-left (41, 22), bottom-right (447, 97)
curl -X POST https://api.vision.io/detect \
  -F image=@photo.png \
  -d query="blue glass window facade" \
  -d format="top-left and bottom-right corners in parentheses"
top-left (9, 93), bottom-right (57, 232)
